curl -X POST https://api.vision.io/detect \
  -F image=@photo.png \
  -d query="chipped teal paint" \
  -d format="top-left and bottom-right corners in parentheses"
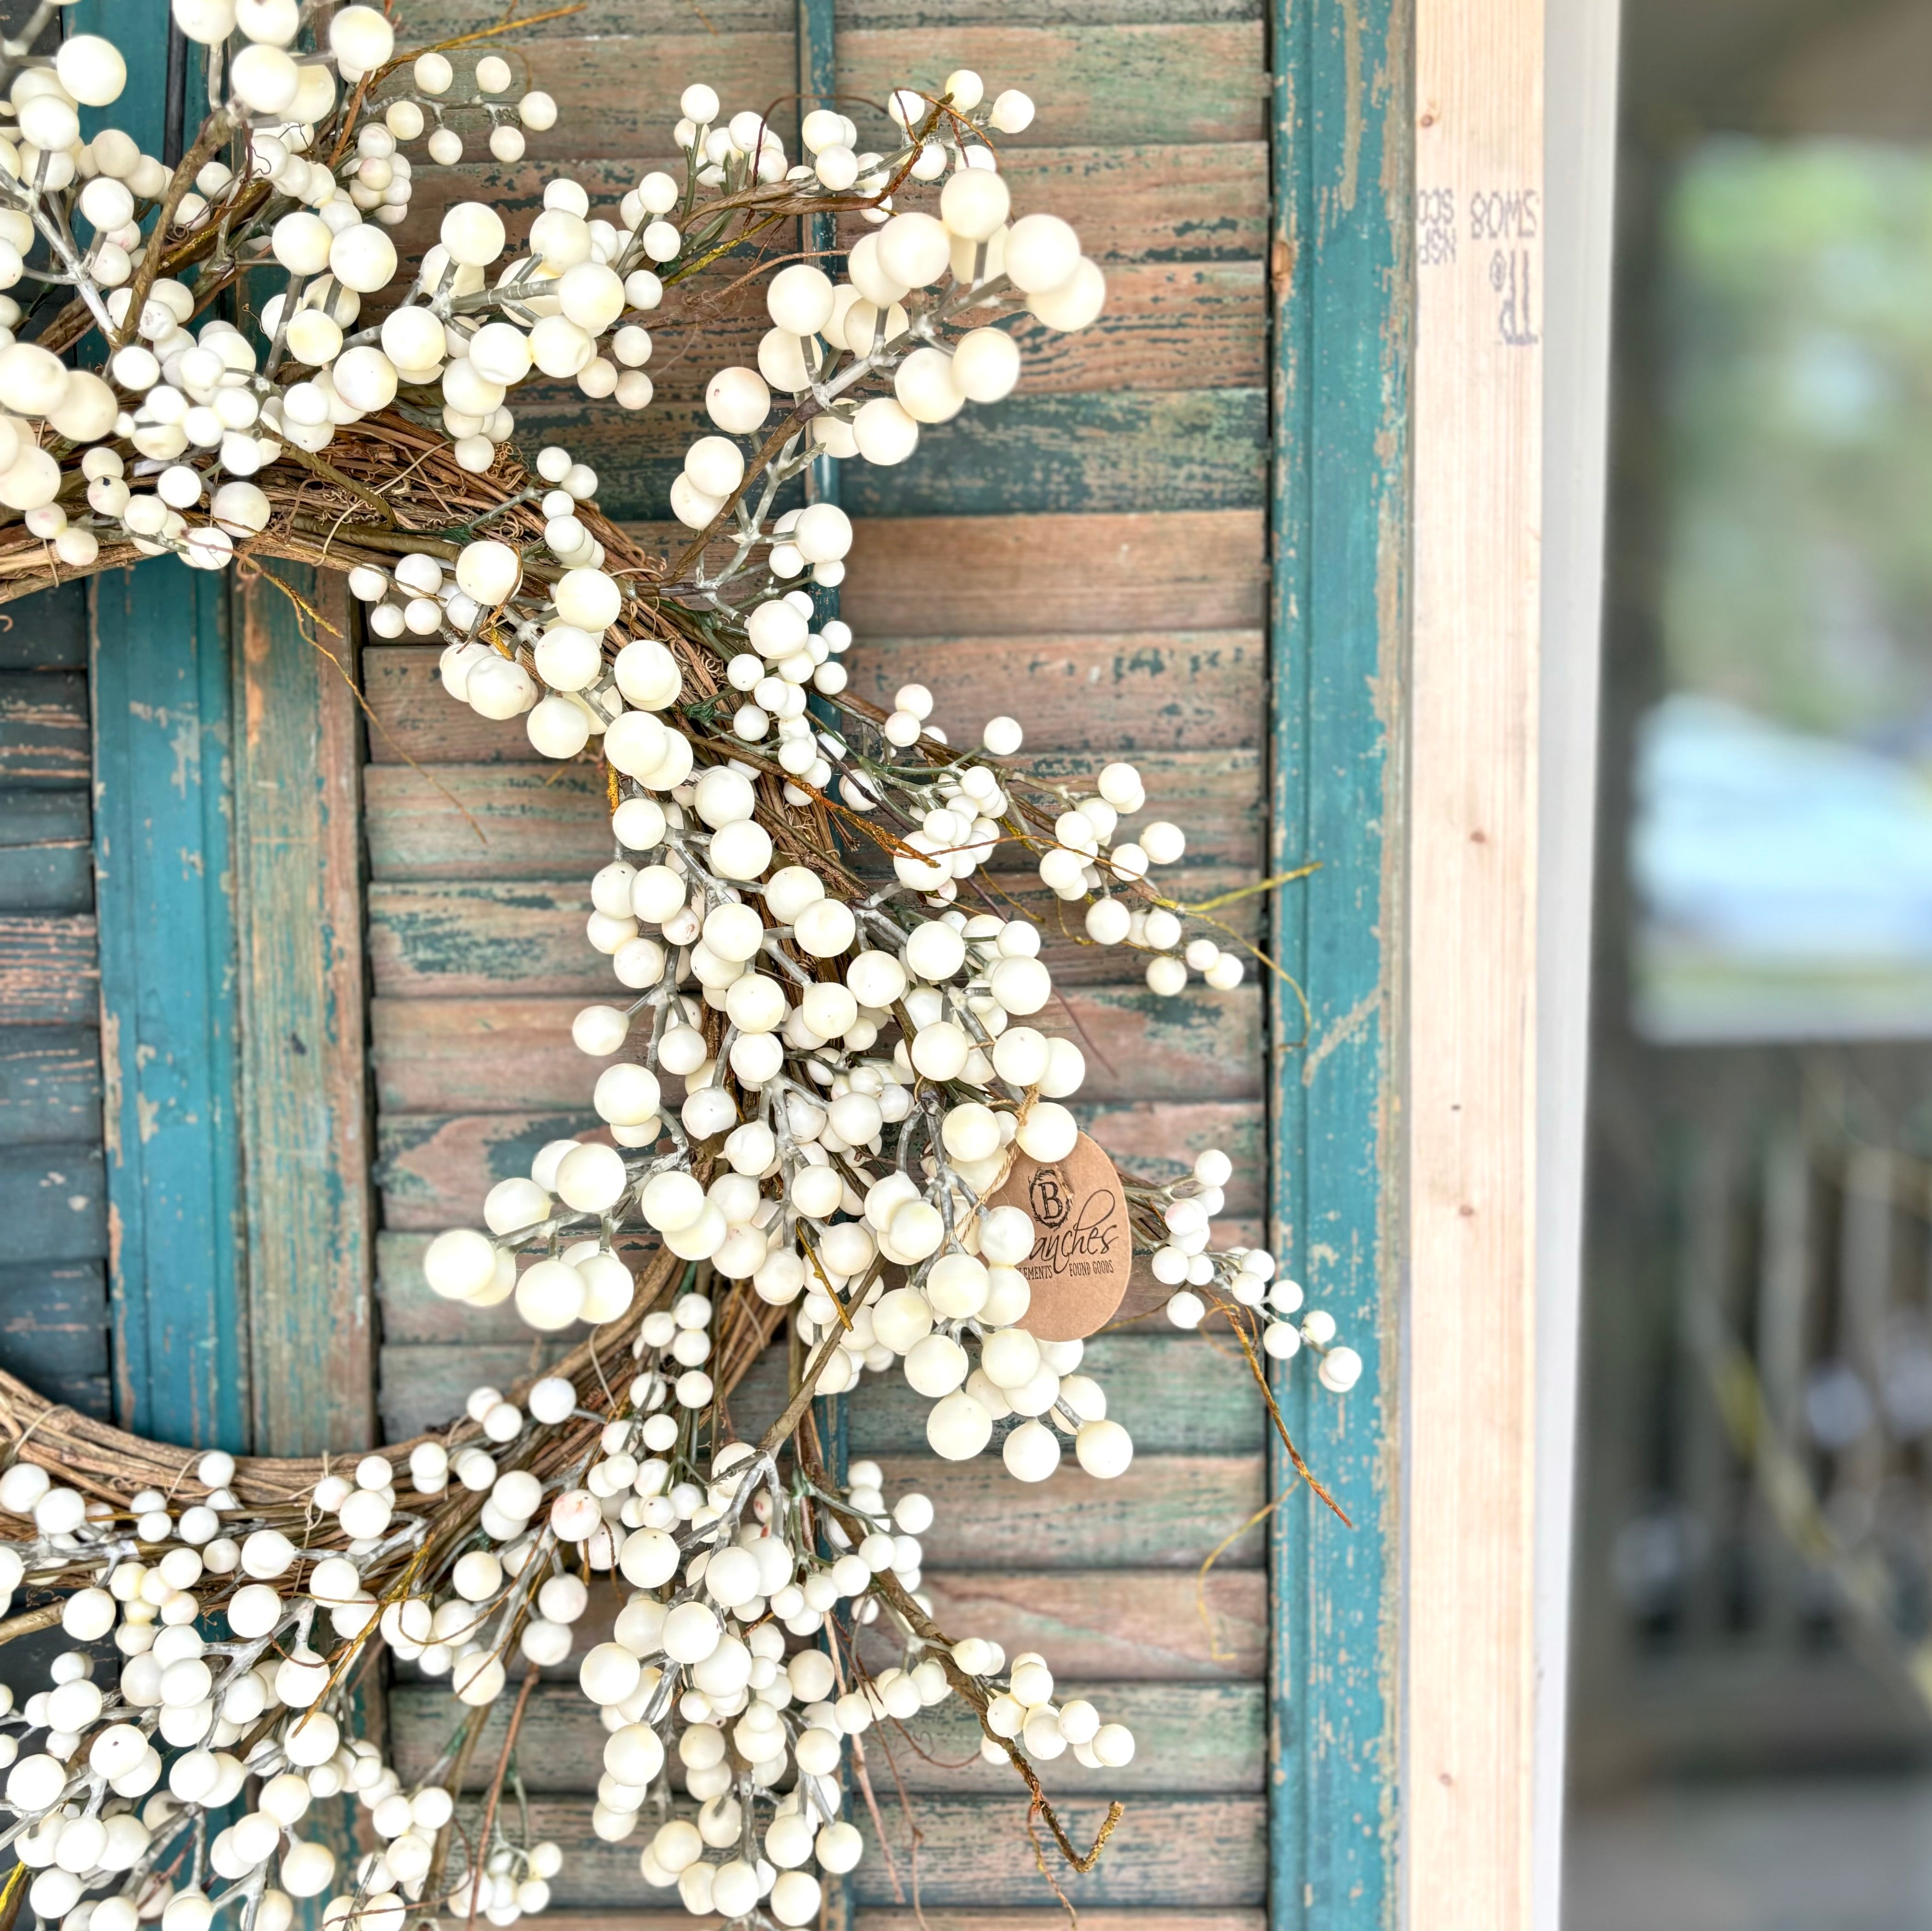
top-left (78, 5), bottom-right (247, 1451)
top-left (58, 0), bottom-right (228, 1443)
top-left (90, 563), bottom-right (248, 1451)
top-left (230, 567), bottom-right (377, 1459)
top-left (839, 389), bottom-right (1266, 517)
top-left (1267, 0), bottom-right (1407, 1926)
top-left (526, 389), bottom-right (1267, 522)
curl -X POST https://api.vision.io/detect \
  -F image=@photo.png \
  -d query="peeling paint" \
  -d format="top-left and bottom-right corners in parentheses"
top-left (94, 555), bottom-right (248, 1448)
top-left (1267, 0), bottom-right (1408, 1918)
top-left (98, 1005), bottom-right (121, 1164)
top-left (167, 717), bottom-right (201, 799)
top-left (1302, 988), bottom-right (1380, 1088)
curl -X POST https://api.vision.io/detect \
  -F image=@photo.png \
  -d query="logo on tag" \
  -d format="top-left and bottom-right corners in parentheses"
top-left (990, 1131), bottom-right (1132, 1341)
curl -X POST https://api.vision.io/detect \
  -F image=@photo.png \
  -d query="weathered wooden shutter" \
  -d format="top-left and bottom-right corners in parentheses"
top-left (2, 0), bottom-right (382, 1460)
top-left (0, 0), bottom-right (1410, 1922)
top-left (0, 584), bottom-right (109, 1417)
top-left (365, 0), bottom-right (1404, 1923)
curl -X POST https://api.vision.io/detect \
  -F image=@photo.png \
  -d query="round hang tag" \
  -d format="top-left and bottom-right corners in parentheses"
top-left (989, 1131), bottom-right (1133, 1341)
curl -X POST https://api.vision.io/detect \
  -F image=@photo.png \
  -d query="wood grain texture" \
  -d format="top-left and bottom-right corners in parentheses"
top-left (0, 584), bottom-right (106, 1413)
top-left (365, 874), bottom-right (1259, 1000)
top-left (877, 1454), bottom-right (1265, 1569)
top-left (0, 788), bottom-right (89, 842)
top-left (492, 23), bottom-right (1262, 159)
top-left (517, 33), bottom-right (796, 159)
top-left (1266, 0), bottom-right (1410, 1920)
top-left (91, 561), bottom-right (248, 1449)
top-left (374, 1107), bottom-right (588, 1229)
top-left (389, 1680), bottom-right (1261, 1793)
top-left (844, 632), bottom-right (1264, 751)
top-left (0, 1261), bottom-right (108, 1416)
top-left (839, 23), bottom-right (1267, 148)
top-left (362, 751), bottom-right (1255, 874)
top-left (0, 1260), bottom-right (107, 1378)
top-left (232, 568), bottom-right (377, 1457)
top-left (446, 1794), bottom-right (1263, 1909)
top-left (0, 1026), bottom-right (102, 1145)
top-left (0, 790), bottom-right (92, 917)
top-left (363, 630), bottom-right (1262, 760)
top-left (840, 512), bottom-right (1265, 636)
top-left (0, 582), bottom-right (86, 669)
top-left (846, 145), bottom-right (1267, 264)
top-left (408, 268), bottom-right (1255, 419)
top-left (845, 389), bottom-right (1263, 516)
top-left (843, 0), bottom-right (1262, 19)
top-left (398, 145), bottom-right (1263, 272)
top-left (919, 1567), bottom-right (1264, 1679)
top-left (480, 1916), bottom-right (1254, 1931)
top-left (1007, 263), bottom-right (1264, 385)
top-left (369, 986), bottom-right (1258, 1113)
top-left (0, 842), bottom-right (91, 913)
top-left (1075, 1098), bottom-right (1263, 1194)
top-left (400, 0), bottom-right (1260, 31)
top-left (515, 388), bottom-right (1266, 522)
top-left (1406, 0), bottom-right (1541, 1919)
top-left (0, 913), bottom-right (96, 1021)
top-left (858, 1919), bottom-right (1260, 1931)
top-left (0, 1144), bottom-right (105, 1260)
top-left (0, 672), bottom-right (88, 786)
top-left (373, 1339), bottom-right (577, 1436)
top-left (396, 0), bottom-right (785, 33)
top-left (602, 513), bottom-right (1265, 638)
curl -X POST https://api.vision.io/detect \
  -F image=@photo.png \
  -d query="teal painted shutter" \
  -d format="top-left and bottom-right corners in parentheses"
top-left (71, 0), bottom-right (252, 1451)
top-left (91, 558), bottom-right (378, 1459)
top-left (63, 8), bottom-right (377, 1457)
top-left (0, 0), bottom-right (1404, 1917)
top-left (0, 585), bottom-right (110, 1417)
top-left (91, 565), bottom-right (250, 1447)
top-left (1269, 0), bottom-right (1407, 1923)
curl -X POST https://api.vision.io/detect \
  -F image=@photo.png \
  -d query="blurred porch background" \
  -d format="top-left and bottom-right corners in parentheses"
top-left (1569, 0), bottom-right (1932, 1920)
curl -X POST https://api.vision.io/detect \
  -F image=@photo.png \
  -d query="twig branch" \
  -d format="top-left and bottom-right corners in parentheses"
top-left (463, 1664), bottom-right (541, 1931)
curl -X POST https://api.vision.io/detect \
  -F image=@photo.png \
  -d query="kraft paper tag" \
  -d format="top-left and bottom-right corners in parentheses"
top-left (991, 1131), bottom-right (1132, 1341)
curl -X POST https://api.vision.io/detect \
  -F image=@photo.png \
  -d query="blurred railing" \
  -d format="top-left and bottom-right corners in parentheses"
top-left (1572, 1043), bottom-right (1932, 1792)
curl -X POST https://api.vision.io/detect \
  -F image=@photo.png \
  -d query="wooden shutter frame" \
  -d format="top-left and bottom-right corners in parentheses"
top-left (1266, 0), bottom-right (1408, 1925)
top-left (1272, 0), bottom-right (1608, 1925)
top-left (73, 0), bottom-right (1611, 1916)
top-left (79, 0), bottom-right (379, 1463)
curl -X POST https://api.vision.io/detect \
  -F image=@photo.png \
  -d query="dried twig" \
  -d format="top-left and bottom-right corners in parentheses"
top-left (463, 1665), bottom-right (542, 1931)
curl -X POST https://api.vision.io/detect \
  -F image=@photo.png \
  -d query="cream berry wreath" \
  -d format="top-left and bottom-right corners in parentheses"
top-left (0, 6), bottom-right (1363, 1929)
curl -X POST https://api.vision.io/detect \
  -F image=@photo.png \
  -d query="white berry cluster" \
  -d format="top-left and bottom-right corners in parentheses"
top-left (1143, 1151), bottom-right (1362, 1389)
top-left (627, 1450), bottom-right (1133, 1923)
top-left (0, 1), bottom-right (570, 565)
top-left (0, 7), bottom-right (1098, 585)
top-left (420, 682), bottom-right (1188, 1479)
top-left (421, 558), bottom-right (1355, 1470)
top-left (0, 1283), bottom-right (1142, 1931)
top-left (0, 1445), bottom-right (552, 1931)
